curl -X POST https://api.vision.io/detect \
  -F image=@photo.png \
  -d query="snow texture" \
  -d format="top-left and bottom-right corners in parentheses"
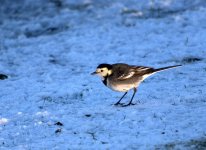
top-left (0, 0), bottom-right (206, 149)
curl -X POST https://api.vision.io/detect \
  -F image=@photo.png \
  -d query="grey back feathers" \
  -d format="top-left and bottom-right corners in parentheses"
top-left (111, 63), bottom-right (154, 80)
top-left (111, 64), bottom-right (182, 80)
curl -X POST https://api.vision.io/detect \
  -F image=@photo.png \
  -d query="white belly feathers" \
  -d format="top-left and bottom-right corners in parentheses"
top-left (106, 78), bottom-right (135, 92)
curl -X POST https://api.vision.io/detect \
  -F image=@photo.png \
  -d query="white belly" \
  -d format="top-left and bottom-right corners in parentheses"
top-left (106, 78), bottom-right (135, 92)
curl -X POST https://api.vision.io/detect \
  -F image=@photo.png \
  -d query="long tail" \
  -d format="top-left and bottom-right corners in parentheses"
top-left (154, 65), bottom-right (182, 72)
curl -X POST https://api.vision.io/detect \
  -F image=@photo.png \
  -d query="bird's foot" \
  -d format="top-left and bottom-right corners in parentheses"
top-left (114, 102), bottom-right (125, 106)
top-left (121, 102), bottom-right (136, 107)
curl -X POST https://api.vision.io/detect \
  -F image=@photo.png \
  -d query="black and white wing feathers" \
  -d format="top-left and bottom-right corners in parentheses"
top-left (116, 65), bottom-right (155, 80)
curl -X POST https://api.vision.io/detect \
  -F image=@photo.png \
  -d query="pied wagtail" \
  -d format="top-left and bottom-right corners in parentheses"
top-left (91, 63), bottom-right (181, 107)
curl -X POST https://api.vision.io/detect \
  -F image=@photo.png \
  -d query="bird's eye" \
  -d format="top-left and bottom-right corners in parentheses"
top-left (101, 70), bottom-right (103, 72)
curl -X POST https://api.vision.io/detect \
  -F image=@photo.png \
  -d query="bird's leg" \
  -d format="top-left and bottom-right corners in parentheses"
top-left (114, 92), bottom-right (128, 106)
top-left (122, 88), bottom-right (137, 107)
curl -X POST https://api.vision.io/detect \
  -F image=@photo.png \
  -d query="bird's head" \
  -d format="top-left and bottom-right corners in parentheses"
top-left (91, 64), bottom-right (113, 78)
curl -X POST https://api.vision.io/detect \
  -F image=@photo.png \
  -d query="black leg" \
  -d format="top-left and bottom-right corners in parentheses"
top-left (122, 88), bottom-right (137, 107)
top-left (114, 92), bottom-right (128, 105)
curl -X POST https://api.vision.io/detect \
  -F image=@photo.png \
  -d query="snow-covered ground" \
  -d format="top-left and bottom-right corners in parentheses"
top-left (1, 0), bottom-right (206, 149)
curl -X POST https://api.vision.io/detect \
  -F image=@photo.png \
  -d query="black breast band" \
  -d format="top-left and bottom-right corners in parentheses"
top-left (102, 76), bottom-right (107, 86)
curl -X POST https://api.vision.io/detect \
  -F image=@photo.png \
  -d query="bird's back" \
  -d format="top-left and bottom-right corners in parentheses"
top-left (107, 63), bottom-right (153, 92)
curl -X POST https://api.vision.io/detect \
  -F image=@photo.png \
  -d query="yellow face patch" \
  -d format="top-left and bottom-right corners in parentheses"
top-left (107, 69), bottom-right (112, 76)
top-left (96, 67), bottom-right (112, 77)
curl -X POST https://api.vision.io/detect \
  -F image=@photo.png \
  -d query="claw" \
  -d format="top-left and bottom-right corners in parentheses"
top-left (121, 102), bottom-right (136, 107)
top-left (130, 103), bottom-right (136, 105)
top-left (114, 102), bottom-right (125, 106)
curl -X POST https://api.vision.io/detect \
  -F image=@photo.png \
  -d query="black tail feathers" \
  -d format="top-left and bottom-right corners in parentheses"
top-left (154, 65), bottom-right (182, 72)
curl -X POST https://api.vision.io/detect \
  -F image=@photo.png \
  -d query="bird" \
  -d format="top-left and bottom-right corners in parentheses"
top-left (91, 63), bottom-right (181, 107)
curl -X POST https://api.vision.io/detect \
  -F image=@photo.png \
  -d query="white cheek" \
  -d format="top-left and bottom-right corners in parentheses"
top-left (102, 72), bottom-right (108, 77)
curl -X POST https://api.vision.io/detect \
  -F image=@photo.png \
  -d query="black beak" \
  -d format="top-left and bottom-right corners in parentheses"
top-left (91, 71), bottom-right (97, 75)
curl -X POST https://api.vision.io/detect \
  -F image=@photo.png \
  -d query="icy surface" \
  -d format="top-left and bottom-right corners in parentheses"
top-left (0, 0), bottom-right (206, 149)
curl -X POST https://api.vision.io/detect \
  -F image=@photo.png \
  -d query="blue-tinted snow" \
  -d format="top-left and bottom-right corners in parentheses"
top-left (0, 0), bottom-right (206, 149)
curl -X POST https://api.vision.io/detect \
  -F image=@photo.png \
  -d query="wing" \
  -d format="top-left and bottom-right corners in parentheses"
top-left (117, 71), bottom-right (136, 80)
top-left (117, 66), bottom-right (154, 80)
